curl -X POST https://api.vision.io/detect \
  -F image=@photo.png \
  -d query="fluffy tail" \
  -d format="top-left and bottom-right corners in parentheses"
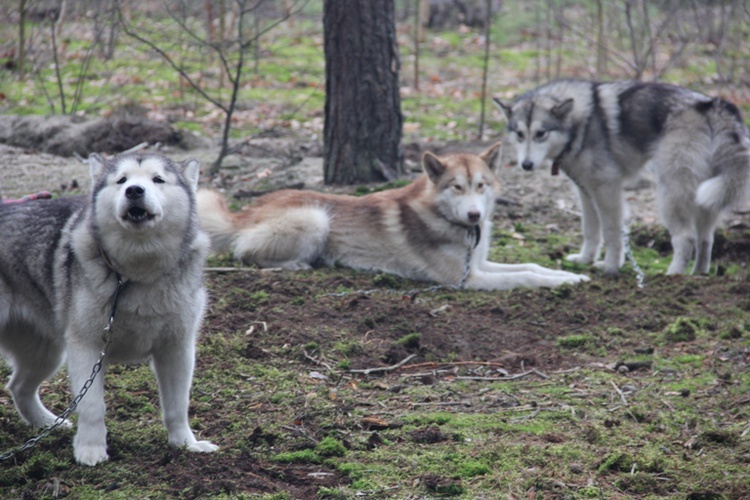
top-left (196, 189), bottom-right (237, 255)
top-left (696, 99), bottom-right (750, 212)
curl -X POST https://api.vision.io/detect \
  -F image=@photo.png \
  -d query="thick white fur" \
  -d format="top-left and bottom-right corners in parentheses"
top-left (0, 153), bottom-right (217, 465)
top-left (197, 144), bottom-right (589, 290)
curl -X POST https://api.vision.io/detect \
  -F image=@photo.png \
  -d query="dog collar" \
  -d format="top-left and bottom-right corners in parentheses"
top-left (551, 160), bottom-right (561, 176)
top-left (99, 247), bottom-right (124, 281)
top-left (551, 127), bottom-right (578, 176)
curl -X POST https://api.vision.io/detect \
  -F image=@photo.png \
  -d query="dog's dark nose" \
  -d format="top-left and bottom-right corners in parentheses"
top-left (521, 160), bottom-right (534, 171)
top-left (467, 211), bottom-right (481, 224)
top-left (126, 185), bottom-right (145, 200)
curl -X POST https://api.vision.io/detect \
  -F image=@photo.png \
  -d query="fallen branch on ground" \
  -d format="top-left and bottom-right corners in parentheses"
top-left (350, 354), bottom-right (417, 375)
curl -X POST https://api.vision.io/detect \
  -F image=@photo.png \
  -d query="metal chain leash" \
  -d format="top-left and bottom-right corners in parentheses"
top-left (622, 225), bottom-right (645, 288)
top-left (324, 227), bottom-right (477, 298)
top-left (0, 275), bottom-right (126, 463)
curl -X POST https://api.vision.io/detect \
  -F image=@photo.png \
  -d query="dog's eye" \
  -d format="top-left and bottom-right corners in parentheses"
top-left (453, 184), bottom-right (463, 192)
top-left (516, 131), bottom-right (525, 142)
top-left (153, 176), bottom-right (165, 184)
top-left (117, 177), bottom-right (127, 184)
top-left (477, 182), bottom-right (485, 190)
top-left (535, 130), bottom-right (548, 141)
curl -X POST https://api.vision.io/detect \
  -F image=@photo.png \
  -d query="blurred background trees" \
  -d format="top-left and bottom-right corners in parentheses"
top-left (2, 0), bottom-right (749, 180)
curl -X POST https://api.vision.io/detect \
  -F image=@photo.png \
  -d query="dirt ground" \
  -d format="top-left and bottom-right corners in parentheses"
top-left (2, 138), bottom-right (750, 498)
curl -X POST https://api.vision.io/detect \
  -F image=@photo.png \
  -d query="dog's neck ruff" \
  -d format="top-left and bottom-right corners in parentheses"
top-left (99, 247), bottom-right (123, 281)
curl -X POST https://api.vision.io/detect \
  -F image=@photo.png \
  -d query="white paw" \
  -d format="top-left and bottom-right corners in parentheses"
top-left (567, 273), bottom-right (590, 283)
top-left (186, 440), bottom-right (219, 453)
top-left (565, 253), bottom-right (594, 265)
top-left (28, 414), bottom-right (73, 430)
top-left (593, 260), bottom-right (619, 276)
top-left (74, 445), bottom-right (109, 466)
top-left (51, 418), bottom-right (73, 430)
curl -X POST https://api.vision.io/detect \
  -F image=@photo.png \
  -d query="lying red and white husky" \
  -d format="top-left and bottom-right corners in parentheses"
top-left (197, 143), bottom-right (588, 290)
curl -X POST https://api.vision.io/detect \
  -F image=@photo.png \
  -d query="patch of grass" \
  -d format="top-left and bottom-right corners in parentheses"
top-left (272, 448), bottom-right (319, 464)
top-left (394, 333), bottom-right (421, 349)
top-left (663, 316), bottom-right (701, 343)
top-left (557, 334), bottom-right (591, 348)
top-left (457, 459), bottom-right (491, 478)
top-left (315, 437), bottom-right (347, 458)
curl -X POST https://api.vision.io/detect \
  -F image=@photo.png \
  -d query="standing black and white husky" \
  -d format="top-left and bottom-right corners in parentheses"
top-left (496, 80), bottom-right (750, 275)
top-left (0, 152), bottom-right (217, 465)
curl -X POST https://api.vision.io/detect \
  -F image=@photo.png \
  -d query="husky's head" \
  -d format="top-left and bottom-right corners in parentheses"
top-left (494, 95), bottom-right (574, 172)
top-left (88, 152), bottom-right (201, 236)
top-left (423, 143), bottom-right (502, 227)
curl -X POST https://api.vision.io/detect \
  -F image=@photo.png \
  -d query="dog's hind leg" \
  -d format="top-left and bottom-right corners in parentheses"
top-left (233, 207), bottom-right (329, 269)
top-left (660, 195), bottom-right (697, 275)
top-left (655, 115), bottom-right (714, 275)
top-left (692, 207), bottom-right (720, 275)
top-left (4, 330), bottom-right (67, 428)
top-left (566, 186), bottom-right (602, 265)
top-left (658, 173), bottom-right (701, 275)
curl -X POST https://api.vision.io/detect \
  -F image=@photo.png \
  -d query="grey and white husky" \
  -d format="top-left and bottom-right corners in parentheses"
top-left (495, 80), bottom-right (750, 275)
top-left (0, 152), bottom-right (217, 465)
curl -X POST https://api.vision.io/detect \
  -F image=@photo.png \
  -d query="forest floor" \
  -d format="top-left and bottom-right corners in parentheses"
top-left (1, 136), bottom-right (749, 498)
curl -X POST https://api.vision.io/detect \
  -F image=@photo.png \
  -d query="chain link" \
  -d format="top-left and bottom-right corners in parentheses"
top-left (622, 225), bottom-right (645, 288)
top-left (1, 275), bottom-right (125, 463)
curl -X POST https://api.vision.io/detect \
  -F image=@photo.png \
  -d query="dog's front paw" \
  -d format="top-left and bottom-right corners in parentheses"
top-left (566, 273), bottom-right (590, 283)
top-left (565, 253), bottom-right (594, 265)
top-left (593, 260), bottom-right (620, 276)
top-left (186, 440), bottom-right (219, 453)
top-left (74, 445), bottom-right (109, 466)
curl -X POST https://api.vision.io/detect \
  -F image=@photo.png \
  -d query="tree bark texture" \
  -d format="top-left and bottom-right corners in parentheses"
top-left (323, 0), bottom-right (403, 185)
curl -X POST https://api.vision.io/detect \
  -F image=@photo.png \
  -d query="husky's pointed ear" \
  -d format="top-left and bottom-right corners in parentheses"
top-left (88, 153), bottom-right (106, 181)
top-left (480, 142), bottom-right (502, 171)
top-left (493, 97), bottom-right (513, 122)
top-left (180, 159), bottom-right (201, 190)
top-left (552, 98), bottom-right (574, 120)
top-left (422, 151), bottom-right (446, 183)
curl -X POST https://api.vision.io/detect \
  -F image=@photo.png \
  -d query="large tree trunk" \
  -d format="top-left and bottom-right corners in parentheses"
top-left (323, 0), bottom-right (403, 185)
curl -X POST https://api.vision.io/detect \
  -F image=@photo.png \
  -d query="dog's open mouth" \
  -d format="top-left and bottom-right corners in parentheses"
top-left (125, 206), bottom-right (155, 223)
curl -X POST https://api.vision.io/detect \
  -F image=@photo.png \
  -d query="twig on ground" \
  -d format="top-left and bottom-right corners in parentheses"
top-left (411, 401), bottom-right (471, 407)
top-left (610, 380), bottom-right (628, 405)
top-left (495, 195), bottom-right (521, 206)
top-left (121, 141), bottom-right (151, 154)
top-left (400, 360), bottom-right (509, 371)
top-left (350, 354), bottom-right (417, 375)
top-left (401, 369), bottom-right (456, 378)
top-left (304, 350), bottom-right (333, 372)
top-left (455, 371), bottom-right (533, 381)
top-left (281, 425), bottom-right (319, 444)
top-left (509, 409), bottom-right (541, 422)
